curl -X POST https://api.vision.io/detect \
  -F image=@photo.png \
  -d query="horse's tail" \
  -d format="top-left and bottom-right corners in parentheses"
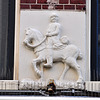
top-left (71, 46), bottom-right (82, 60)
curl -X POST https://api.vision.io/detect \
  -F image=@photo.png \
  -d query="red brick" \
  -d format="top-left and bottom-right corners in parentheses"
top-left (70, 0), bottom-right (86, 4)
top-left (31, 5), bottom-right (41, 9)
top-left (55, 5), bottom-right (63, 9)
top-left (37, 0), bottom-right (47, 4)
top-left (42, 5), bottom-right (49, 9)
top-left (20, 4), bottom-right (30, 9)
top-left (21, 0), bottom-right (36, 3)
top-left (59, 0), bottom-right (68, 4)
top-left (21, 0), bottom-right (26, 3)
top-left (76, 5), bottom-right (86, 10)
top-left (64, 5), bottom-right (75, 9)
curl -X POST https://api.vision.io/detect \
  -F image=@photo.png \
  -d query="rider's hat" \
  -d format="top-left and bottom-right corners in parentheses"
top-left (50, 13), bottom-right (58, 18)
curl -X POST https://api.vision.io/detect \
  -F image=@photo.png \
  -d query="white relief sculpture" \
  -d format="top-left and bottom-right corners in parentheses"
top-left (23, 13), bottom-right (84, 83)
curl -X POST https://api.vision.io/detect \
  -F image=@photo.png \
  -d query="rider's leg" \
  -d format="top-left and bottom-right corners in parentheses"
top-left (44, 48), bottom-right (53, 67)
top-left (44, 56), bottom-right (53, 67)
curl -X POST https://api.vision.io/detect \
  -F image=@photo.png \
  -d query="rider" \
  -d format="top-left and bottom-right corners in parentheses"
top-left (44, 13), bottom-right (63, 67)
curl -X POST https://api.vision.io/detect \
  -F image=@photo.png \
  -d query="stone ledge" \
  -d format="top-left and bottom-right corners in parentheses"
top-left (0, 80), bottom-right (100, 91)
top-left (0, 80), bottom-right (84, 90)
top-left (19, 79), bottom-right (84, 90)
top-left (85, 81), bottom-right (100, 92)
top-left (0, 80), bottom-right (18, 90)
top-left (19, 81), bottom-right (84, 90)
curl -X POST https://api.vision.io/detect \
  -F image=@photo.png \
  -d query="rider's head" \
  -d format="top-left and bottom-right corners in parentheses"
top-left (50, 13), bottom-right (59, 23)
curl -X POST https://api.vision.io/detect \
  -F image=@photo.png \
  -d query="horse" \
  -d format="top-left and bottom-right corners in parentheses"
top-left (23, 28), bottom-right (84, 83)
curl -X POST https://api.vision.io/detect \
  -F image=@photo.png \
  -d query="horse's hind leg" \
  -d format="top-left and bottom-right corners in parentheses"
top-left (66, 57), bottom-right (83, 83)
top-left (59, 63), bottom-right (69, 81)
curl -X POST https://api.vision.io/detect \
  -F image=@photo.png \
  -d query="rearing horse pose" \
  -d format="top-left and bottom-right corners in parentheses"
top-left (23, 28), bottom-right (83, 83)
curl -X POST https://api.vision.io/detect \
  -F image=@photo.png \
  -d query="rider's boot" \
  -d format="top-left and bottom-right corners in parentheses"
top-left (44, 57), bottom-right (53, 68)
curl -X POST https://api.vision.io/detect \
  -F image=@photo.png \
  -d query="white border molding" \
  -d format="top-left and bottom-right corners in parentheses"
top-left (86, 0), bottom-right (91, 81)
top-left (14, 0), bottom-right (20, 80)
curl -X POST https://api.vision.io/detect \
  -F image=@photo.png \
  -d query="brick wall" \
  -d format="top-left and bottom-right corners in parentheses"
top-left (20, 0), bottom-right (86, 11)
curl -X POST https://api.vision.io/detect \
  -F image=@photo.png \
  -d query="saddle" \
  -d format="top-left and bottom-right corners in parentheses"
top-left (53, 43), bottom-right (66, 50)
top-left (53, 36), bottom-right (69, 50)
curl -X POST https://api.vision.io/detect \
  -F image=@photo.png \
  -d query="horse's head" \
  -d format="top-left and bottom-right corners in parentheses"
top-left (23, 28), bottom-right (44, 48)
top-left (23, 28), bottom-right (34, 45)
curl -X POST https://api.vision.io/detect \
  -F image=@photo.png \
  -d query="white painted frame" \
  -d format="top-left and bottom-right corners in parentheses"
top-left (14, 0), bottom-right (20, 80)
top-left (86, 0), bottom-right (91, 81)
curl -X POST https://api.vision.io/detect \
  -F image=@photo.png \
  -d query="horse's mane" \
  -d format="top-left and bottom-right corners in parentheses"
top-left (26, 27), bottom-right (44, 41)
top-left (29, 28), bottom-right (44, 41)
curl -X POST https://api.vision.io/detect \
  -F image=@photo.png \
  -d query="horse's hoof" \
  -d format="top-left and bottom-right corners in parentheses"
top-left (77, 78), bottom-right (84, 83)
top-left (44, 63), bottom-right (52, 68)
top-left (36, 71), bottom-right (42, 78)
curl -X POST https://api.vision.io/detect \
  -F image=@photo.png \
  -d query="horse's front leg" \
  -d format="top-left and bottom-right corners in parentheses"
top-left (32, 57), bottom-right (44, 78)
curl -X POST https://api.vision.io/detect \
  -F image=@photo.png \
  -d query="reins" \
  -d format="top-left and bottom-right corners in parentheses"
top-left (27, 36), bottom-right (47, 48)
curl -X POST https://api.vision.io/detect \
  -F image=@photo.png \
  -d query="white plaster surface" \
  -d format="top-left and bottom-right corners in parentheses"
top-left (19, 11), bottom-right (87, 81)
